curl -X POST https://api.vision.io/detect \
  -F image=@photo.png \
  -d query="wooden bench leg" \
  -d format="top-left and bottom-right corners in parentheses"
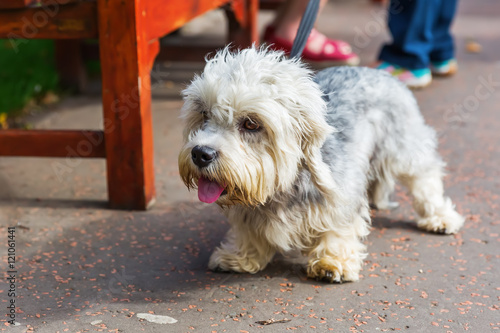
top-left (226, 0), bottom-right (259, 48)
top-left (97, 0), bottom-right (157, 210)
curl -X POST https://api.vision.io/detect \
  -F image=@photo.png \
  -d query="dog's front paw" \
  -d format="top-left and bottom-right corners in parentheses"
top-left (307, 257), bottom-right (360, 283)
top-left (209, 263), bottom-right (232, 273)
top-left (208, 248), bottom-right (264, 274)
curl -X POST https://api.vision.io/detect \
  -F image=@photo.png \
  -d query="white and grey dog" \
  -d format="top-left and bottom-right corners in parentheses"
top-left (178, 47), bottom-right (464, 283)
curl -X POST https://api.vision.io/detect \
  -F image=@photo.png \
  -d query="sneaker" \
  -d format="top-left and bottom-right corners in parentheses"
top-left (376, 61), bottom-right (399, 74)
top-left (393, 67), bottom-right (432, 89)
top-left (377, 62), bottom-right (432, 89)
top-left (430, 58), bottom-right (457, 76)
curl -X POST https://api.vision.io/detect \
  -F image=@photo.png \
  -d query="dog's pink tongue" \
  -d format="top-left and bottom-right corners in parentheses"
top-left (198, 177), bottom-right (225, 203)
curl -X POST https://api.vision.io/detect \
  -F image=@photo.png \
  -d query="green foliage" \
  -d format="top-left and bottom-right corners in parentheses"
top-left (0, 39), bottom-right (59, 114)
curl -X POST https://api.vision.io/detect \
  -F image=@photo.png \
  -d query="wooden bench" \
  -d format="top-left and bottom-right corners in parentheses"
top-left (0, 0), bottom-right (258, 210)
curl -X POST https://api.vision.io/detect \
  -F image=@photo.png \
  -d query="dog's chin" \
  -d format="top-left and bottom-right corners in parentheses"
top-left (215, 194), bottom-right (251, 207)
top-left (215, 190), bottom-right (271, 207)
top-left (214, 191), bottom-right (234, 206)
top-left (215, 189), bottom-right (228, 201)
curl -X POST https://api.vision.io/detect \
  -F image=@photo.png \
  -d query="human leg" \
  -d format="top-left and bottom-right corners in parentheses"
top-left (379, 0), bottom-right (440, 70)
top-left (429, 0), bottom-right (458, 76)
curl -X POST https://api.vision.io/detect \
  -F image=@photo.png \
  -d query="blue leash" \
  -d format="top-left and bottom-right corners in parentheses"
top-left (289, 0), bottom-right (321, 59)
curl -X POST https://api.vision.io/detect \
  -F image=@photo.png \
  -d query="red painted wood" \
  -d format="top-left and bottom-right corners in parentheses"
top-left (0, 130), bottom-right (105, 157)
top-left (157, 44), bottom-right (224, 62)
top-left (0, 1), bottom-right (97, 39)
top-left (141, 0), bottom-right (229, 41)
top-left (97, 0), bottom-right (156, 210)
top-left (227, 0), bottom-right (258, 47)
top-left (0, 0), bottom-right (258, 209)
top-left (0, 0), bottom-right (81, 9)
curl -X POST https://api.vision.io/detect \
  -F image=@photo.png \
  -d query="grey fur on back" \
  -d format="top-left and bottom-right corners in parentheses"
top-left (312, 66), bottom-right (439, 207)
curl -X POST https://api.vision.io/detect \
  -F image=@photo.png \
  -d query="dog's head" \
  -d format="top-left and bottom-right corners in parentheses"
top-left (178, 47), bottom-right (332, 206)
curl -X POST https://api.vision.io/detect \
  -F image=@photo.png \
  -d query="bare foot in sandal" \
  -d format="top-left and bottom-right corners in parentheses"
top-left (263, 0), bottom-right (359, 67)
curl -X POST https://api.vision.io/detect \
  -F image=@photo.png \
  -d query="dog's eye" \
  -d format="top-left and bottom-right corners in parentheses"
top-left (242, 118), bottom-right (260, 131)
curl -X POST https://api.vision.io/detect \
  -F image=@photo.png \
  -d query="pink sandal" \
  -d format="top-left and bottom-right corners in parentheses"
top-left (263, 26), bottom-right (359, 67)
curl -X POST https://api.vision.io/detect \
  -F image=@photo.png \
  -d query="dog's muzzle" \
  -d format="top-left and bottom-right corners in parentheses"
top-left (191, 145), bottom-right (218, 168)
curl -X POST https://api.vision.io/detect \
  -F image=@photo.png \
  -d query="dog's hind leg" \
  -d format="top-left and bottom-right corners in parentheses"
top-left (399, 164), bottom-right (464, 234)
top-left (369, 174), bottom-right (399, 210)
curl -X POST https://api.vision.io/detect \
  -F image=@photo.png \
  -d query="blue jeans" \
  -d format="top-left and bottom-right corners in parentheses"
top-left (379, 0), bottom-right (458, 69)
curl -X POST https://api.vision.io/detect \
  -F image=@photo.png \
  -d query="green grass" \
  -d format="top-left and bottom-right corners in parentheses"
top-left (0, 39), bottom-right (59, 115)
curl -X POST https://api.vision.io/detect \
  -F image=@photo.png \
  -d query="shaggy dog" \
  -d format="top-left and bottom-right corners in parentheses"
top-left (178, 47), bottom-right (464, 283)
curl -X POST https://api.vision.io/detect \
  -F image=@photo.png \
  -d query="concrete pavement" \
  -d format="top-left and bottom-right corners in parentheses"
top-left (1, 0), bottom-right (499, 332)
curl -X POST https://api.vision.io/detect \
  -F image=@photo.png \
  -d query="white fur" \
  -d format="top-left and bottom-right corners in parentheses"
top-left (178, 47), bottom-right (464, 283)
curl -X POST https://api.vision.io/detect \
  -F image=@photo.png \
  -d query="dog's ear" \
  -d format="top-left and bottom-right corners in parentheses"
top-left (297, 105), bottom-right (340, 201)
top-left (273, 67), bottom-right (341, 201)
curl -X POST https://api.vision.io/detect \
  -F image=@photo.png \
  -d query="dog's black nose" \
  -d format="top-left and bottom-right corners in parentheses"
top-left (191, 146), bottom-right (217, 168)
